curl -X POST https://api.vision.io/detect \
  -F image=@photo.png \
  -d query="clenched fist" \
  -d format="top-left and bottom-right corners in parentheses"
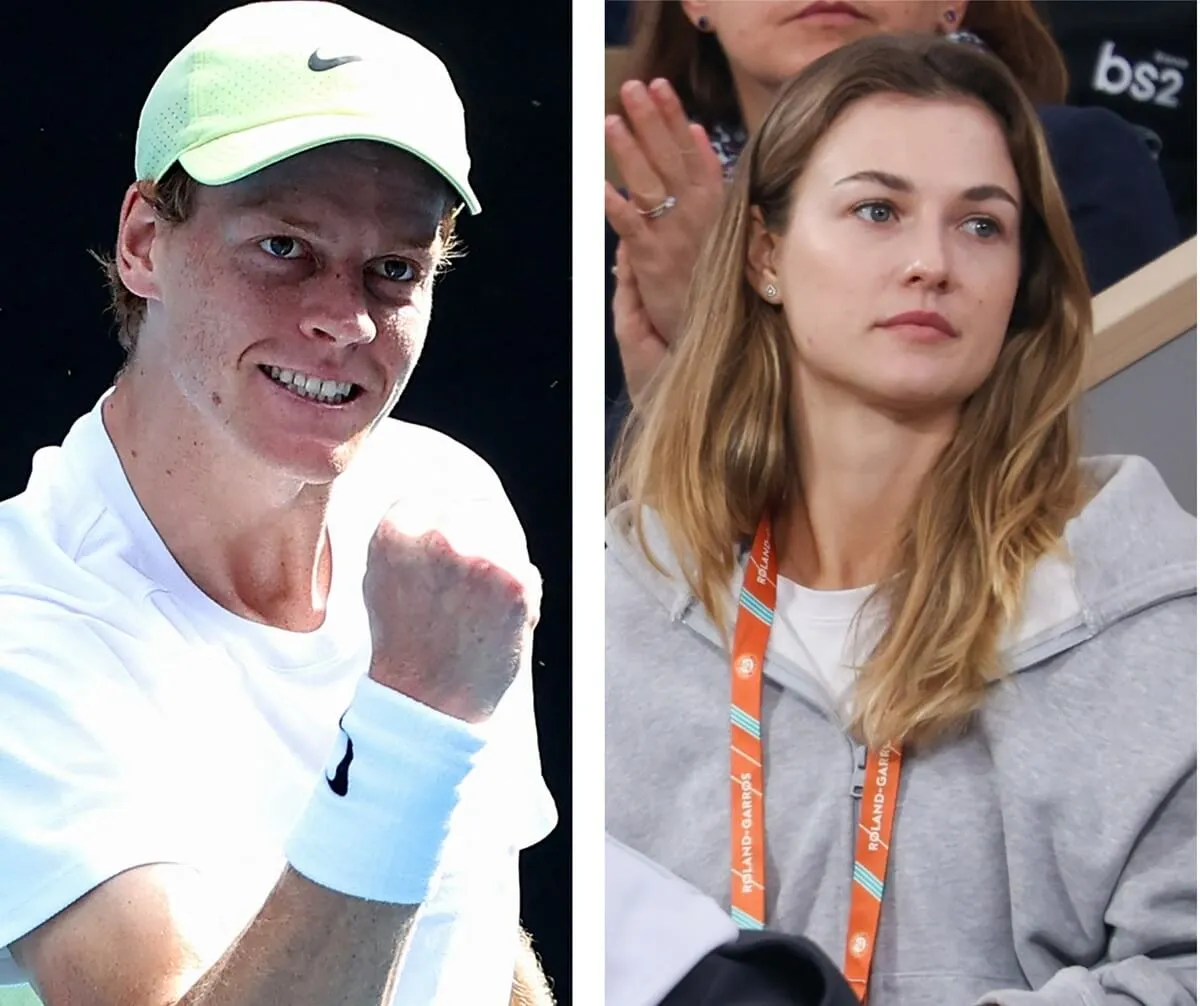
top-left (362, 505), bottom-right (542, 724)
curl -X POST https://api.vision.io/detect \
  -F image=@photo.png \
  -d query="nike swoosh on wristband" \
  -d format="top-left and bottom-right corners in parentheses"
top-left (308, 50), bottom-right (363, 72)
top-left (327, 721), bottom-right (354, 796)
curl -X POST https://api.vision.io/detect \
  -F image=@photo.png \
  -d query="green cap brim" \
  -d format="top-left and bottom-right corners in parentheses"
top-left (175, 112), bottom-right (481, 215)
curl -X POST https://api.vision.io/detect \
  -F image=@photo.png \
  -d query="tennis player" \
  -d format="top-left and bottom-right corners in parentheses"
top-left (0, 3), bottom-right (556, 1004)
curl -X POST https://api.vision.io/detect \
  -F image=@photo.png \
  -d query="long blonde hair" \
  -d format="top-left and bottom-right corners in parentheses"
top-left (609, 34), bottom-right (1093, 749)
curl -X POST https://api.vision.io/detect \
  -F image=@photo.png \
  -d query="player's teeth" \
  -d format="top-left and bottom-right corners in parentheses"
top-left (264, 366), bottom-right (352, 402)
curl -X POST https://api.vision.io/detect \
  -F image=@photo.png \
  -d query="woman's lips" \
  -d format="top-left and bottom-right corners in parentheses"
top-left (795, 2), bottom-right (868, 21)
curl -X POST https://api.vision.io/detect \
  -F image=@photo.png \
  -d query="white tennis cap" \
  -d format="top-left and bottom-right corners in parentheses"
top-left (135, 1), bottom-right (480, 213)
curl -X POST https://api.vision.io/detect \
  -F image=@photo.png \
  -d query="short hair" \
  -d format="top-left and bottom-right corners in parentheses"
top-left (95, 156), bottom-right (463, 362)
top-left (95, 165), bottom-right (199, 359)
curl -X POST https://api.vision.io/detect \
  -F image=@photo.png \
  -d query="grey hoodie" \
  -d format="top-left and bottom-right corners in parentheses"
top-left (606, 455), bottom-right (1197, 1006)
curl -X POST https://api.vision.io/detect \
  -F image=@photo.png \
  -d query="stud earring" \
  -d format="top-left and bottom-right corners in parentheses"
top-left (697, 15), bottom-right (711, 31)
top-left (944, 9), bottom-right (957, 22)
top-left (764, 283), bottom-right (779, 300)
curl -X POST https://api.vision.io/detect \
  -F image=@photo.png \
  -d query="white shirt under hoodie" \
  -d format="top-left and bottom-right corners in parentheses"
top-left (605, 455), bottom-right (1196, 1006)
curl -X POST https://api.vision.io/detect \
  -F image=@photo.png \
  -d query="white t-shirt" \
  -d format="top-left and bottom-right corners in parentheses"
top-left (0, 393), bottom-right (557, 1003)
top-left (767, 575), bottom-right (881, 715)
top-left (765, 562), bottom-right (1079, 717)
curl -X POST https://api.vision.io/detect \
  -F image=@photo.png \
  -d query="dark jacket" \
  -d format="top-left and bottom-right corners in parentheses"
top-left (1039, 104), bottom-right (1180, 292)
top-left (607, 831), bottom-right (862, 1006)
top-left (660, 932), bottom-right (860, 1006)
top-left (1042, 0), bottom-right (1195, 238)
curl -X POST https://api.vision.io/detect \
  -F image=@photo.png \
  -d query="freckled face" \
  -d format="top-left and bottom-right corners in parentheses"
top-left (141, 141), bottom-right (451, 481)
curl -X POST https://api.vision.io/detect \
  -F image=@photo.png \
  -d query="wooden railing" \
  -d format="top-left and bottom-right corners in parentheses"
top-left (1087, 236), bottom-right (1197, 388)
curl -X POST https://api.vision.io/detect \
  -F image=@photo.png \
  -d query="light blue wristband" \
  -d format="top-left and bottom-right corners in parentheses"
top-left (286, 674), bottom-right (488, 904)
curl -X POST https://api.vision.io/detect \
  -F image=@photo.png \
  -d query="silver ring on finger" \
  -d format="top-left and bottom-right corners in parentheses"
top-left (637, 195), bottom-right (677, 220)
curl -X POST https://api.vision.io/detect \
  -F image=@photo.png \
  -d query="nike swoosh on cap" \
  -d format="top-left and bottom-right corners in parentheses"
top-left (308, 50), bottom-right (363, 72)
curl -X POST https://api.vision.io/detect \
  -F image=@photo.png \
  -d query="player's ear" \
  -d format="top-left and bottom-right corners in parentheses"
top-left (116, 182), bottom-right (167, 306)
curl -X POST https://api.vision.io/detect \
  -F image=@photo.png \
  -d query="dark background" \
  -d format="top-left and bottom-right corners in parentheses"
top-left (1, 0), bottom-right (572, 999)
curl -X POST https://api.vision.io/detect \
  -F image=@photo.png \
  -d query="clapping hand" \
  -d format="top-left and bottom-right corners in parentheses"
top-left (604, 78), bottom-right (725, 356)
top-left (611, 241), bottom-right (665, 405)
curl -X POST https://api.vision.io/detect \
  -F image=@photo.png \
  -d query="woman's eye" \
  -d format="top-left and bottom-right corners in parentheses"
top-left (854, 201), bottom-right (895, 224)
top-left (373, 258), bottom-right (418, 283)
top-left (963, 217), bottom-right (1003, 239)
top-left (259, 236), bottom-right (305, 259)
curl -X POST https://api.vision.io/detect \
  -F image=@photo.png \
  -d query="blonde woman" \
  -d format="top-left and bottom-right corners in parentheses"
top-left (606, 33), bottom-right (1195, 1006)
top-left (602, 1), bottom-right (1181, 462)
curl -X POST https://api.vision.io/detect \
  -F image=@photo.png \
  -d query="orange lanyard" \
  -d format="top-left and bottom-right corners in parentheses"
top-left (729, 518), bottom-right (903, 1003)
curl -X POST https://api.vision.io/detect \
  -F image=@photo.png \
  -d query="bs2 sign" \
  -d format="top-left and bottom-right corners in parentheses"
top-left (1092, 41), bottom-right (1187, 109)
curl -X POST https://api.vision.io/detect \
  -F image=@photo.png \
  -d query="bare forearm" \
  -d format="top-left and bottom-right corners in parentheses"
top-left (179, 868), bottom-right (419, 1006)
top-left (509, 927), bottom-right (553, 1006)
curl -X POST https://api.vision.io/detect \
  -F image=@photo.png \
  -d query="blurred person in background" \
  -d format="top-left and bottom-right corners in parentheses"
top-left (606, 33), bottom-right (1195, 1005)
top-left (604, 1), bottom-right (1180, 460)
top-left (1042, 0), bottom-right (1195, 238)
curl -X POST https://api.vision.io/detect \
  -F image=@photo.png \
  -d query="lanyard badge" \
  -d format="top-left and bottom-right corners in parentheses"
top-left (728, 518), bottom-right (903, 1002)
